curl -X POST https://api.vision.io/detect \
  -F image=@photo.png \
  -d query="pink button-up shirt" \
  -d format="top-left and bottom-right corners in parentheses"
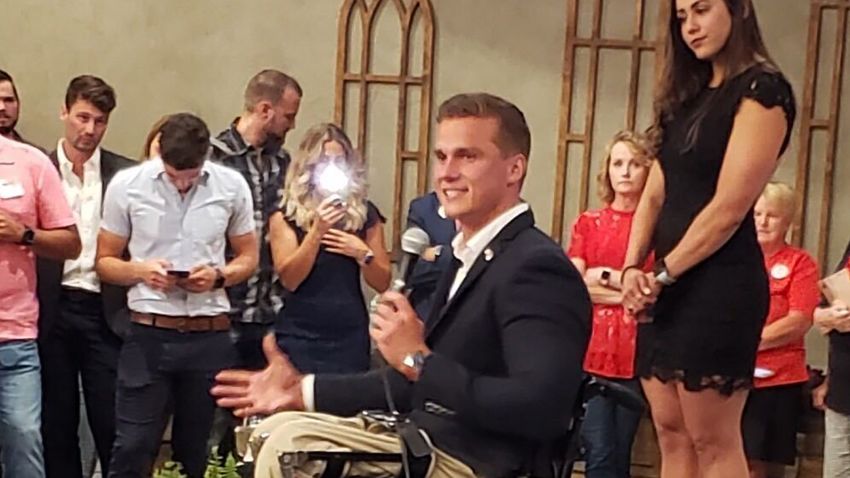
top-left (0, 136), bottom-right (75, 341)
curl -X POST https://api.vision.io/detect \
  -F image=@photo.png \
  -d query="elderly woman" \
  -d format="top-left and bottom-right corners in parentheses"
top-left (268, 123), bottom-right (391, 374)
top-left (566, 130), bottom-right (652, 478)
top-left (743, 182), bottom-right (819, 478)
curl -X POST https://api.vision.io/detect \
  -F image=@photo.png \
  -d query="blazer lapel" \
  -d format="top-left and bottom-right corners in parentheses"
top-left (48, 150), bottom-right (60, 171)
top-left (424, 257), bottom-right (461, 327)
top-left (426, 209), bottom-right (535, 337)
top-left (100, 151), bottom-right (120, 196)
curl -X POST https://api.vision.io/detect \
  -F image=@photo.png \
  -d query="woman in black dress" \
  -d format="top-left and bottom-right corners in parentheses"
top-left (621, 1), bottom-right (795, 477)
top-left (268, 123), bottom-right (391, 374)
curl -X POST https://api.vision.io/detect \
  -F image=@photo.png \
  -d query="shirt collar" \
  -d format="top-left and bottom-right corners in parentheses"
top-left (451, 202), bottom-right (530, 268)
top-left (224, 118), bottom-right (250, 155)
top-left (149, 156), bottom-right (211, 184)
top-left (56, 138), bottom-right (101, 176)
top-left (225, 118), bottom-right (286, 158)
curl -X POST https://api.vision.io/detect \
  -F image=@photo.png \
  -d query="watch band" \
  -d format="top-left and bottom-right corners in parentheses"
top-left (402, 351), bottom-right (426, 374)
top-left (19, 227), bottom-right (35, 246)
top-left (213, 269), bottom-right (226, 289)
top-left (360, 249), bottom-right (375, 266)
top-left (653, 259), bottom-right (677, 286)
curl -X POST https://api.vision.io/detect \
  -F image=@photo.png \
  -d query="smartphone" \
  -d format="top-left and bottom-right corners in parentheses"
top-left (166, 270), bottom-right (191, 278)
top-left (327, 194), bottom-right (347, 209)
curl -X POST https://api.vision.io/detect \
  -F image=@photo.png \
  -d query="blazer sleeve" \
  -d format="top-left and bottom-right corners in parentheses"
top-left (406, 198), bottom-right (452, 293)
top-left (314, 366), bottom-right (413, 417)
top-left (412, 247), bottom-right (591, 441)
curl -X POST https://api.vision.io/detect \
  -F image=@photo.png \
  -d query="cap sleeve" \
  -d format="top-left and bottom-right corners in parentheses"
top-left (364, 201), bottom-right (386, 230)
top-left (566, 213), bottom-right (591, 261)
top-left (740, 70), bottom-right (796, 155)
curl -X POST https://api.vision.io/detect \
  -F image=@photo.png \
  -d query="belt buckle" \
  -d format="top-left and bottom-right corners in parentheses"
top-left (175, 317), bottom-right (189, 333)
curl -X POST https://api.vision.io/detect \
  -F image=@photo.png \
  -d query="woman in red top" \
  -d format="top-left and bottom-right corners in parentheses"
top-left (567, 130), bottom-right (652, 478)
top-left (743, 182), bottom-right (819, 478)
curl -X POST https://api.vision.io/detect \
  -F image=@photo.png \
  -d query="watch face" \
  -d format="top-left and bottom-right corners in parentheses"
top-left (403, 354), bottom-right (415, 368)
top-left (21, 228), bottom-right (35, 245)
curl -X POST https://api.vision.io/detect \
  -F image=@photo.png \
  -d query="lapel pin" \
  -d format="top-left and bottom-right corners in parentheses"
top-left (484, 248), bottom-right (494, 262)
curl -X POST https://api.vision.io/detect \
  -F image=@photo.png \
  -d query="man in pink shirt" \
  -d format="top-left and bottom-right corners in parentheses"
top-left (0, 133), bottom-right (80, 478)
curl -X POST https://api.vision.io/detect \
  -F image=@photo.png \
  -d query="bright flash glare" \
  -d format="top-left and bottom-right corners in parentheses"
top-left (317, 163), bottom-right (350, 194)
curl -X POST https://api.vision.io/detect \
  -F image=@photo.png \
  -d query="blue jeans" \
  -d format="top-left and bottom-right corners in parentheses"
top-left (581, 377), bottom-right (642, 478)
top-left (0, 340), bottom-right (45, 478)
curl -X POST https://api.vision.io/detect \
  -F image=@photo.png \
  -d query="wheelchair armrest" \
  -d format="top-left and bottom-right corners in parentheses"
top-left (586, 377), bottom-right (646, 413)
top-left (278, 450), bottom-right (430, 478)
top-left (360, 409), bottom-right (404, 429)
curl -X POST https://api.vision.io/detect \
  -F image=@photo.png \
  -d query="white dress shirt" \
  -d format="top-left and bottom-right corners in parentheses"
top-left (448, 201), bottom-right (529, 299)
top-left (57, 139), bottom-right (102, 292)
top-left (300, 201), bottom-right (530, 411)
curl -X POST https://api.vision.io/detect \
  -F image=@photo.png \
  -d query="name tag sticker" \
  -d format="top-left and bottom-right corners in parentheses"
top-left (0, 181), bottom-right (24, 199)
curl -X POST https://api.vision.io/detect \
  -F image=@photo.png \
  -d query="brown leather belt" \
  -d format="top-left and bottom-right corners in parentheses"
top-left (130, 312), bottom-right (230, 332)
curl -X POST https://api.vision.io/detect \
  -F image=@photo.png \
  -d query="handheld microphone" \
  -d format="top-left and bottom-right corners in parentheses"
top-left (391, 226), bottom-right (431, 292)
top-left (370, 227), bottom-right (430, 315)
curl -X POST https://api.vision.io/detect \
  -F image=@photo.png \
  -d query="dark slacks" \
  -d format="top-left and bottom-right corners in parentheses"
top-left (108, 323), bottom-right (234, 478)
top-left (40, 287), bottom-right (121, 478)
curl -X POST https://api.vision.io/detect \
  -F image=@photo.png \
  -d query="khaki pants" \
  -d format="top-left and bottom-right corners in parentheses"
top-left (825, 408), bottom-right (850, 478)
top-left (251, 411), bottom-right (476, 478)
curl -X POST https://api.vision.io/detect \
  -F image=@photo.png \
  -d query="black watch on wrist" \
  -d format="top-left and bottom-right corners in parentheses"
top-left (213, 269), bottom-right (226, 289)
top-left (19, 227), bottom-right (35, 246)
top-left (360, 249), bottom-right (375, 266)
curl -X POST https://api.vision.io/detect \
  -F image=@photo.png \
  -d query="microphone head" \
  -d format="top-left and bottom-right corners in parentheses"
top-left (400, 227), bottom-right (430, 255)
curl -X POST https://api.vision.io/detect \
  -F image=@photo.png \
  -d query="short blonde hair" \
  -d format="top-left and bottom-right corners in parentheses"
top-left (760, 181), bottom-right (797, 220)
top-left (596, 130), bottom-right (654, 204)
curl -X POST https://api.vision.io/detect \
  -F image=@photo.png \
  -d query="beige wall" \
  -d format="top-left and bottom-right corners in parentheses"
top-left (2, 0), bottom-right (847, 365)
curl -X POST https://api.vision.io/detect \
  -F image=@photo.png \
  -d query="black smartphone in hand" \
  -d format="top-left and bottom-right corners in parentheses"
top-left (166, 270), bottom-right (191, 278)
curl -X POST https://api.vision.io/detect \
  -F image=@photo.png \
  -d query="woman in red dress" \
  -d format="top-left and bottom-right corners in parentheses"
top-left (566, 130), bottom-right (653, 478)
top-left (743, 182), bottom-right (819, 478)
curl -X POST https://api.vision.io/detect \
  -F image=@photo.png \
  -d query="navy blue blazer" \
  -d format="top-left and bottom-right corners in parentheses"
top-left (314, 210), bottom-right (592, 477)
top-left (405, 192), bottom-right (456, 321)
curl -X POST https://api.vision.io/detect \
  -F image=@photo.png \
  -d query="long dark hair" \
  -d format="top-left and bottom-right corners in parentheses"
top-left (652, 0), bottom-right (778, 150)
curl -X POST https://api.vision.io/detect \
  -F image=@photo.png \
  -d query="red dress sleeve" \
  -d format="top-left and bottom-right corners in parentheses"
top-left (566, 213), bottom-right (590, 261)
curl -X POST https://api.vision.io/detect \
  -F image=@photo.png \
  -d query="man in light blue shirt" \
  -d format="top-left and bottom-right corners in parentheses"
top-left (95, 113), bottom-right (258, 478)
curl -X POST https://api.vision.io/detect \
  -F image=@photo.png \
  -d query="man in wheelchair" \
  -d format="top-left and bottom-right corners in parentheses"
top-left (212, 93), bottom-right (593, 478)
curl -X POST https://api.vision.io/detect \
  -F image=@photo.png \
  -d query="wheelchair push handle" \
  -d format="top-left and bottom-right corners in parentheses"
top-left (586, 376), bottom-right (647, 413)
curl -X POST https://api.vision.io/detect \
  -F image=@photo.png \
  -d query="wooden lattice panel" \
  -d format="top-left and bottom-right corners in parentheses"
top-left (794, 0), bottom-right (849, 267)
top-left (552, 0), bottom-right (668, 243)
top-left (334, 0), bottom-right (435, 252)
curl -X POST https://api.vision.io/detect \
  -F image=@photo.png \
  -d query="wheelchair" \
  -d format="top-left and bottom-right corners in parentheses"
top-left (236, 375), bottom-right (646, 478)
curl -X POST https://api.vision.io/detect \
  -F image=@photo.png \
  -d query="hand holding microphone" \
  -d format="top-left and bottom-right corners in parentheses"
top-left (370, 226), bottom-right (431, 314)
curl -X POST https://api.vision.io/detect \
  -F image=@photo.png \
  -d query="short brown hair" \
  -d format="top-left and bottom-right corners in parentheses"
top-left (0, 69), bottom-right (19, 100)
top-left (158, 113), bottom-right (210, 170)
top-left (244, 69), bottom-right (302, 111)
top-left (596, 130), bottom-right (654, 204)
top-left (64, 75), bottom-right (116, 114)
top-left (436, 93), bottom-right (531, 158)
